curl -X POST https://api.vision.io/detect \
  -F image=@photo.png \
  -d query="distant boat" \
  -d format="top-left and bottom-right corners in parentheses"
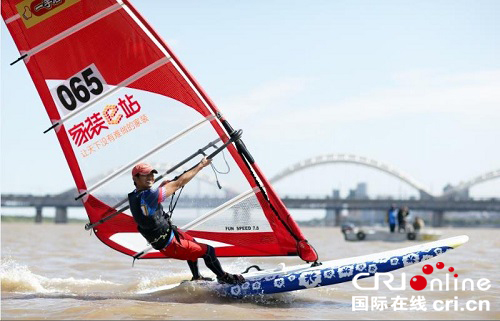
top-left (341, 223), bottom-right (442, 242)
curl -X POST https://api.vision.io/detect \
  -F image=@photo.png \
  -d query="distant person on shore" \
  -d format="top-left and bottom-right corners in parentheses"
top-left (413, 216), bottom-right (425, 231)
top-left (387, 204), bottom-right (397, 233)
top-left (397, 206), bottom-right (410, 232)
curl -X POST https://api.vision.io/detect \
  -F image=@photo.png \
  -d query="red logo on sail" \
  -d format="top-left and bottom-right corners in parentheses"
top-left (68, 94), bottom-right (142, 147)
top-left (30, 0), bottom-right (65, 17)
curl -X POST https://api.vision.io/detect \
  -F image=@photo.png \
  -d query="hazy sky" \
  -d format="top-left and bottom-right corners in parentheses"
top-left (1, 1), bottom-right (499, 199)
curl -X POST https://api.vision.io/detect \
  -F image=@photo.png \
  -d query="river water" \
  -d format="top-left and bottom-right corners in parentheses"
top-left (1, 223), bottom-right (499, 320)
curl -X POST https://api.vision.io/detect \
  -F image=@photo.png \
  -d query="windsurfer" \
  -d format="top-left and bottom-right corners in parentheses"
top-left (128, 160), bottom-right (245, 285)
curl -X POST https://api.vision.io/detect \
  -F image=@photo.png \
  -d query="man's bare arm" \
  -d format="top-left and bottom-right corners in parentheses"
top-left (161, 157), bottom-right (212, 197)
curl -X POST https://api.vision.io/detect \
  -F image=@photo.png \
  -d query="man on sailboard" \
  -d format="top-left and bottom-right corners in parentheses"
top-left (128, 160), bottom-right (245, 285)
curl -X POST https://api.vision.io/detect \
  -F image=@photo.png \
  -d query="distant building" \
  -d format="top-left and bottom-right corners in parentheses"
top-left (443, 183), bottom-right (470, 200)
top-left (356, 183), bottom-right (368, 199)
top-left (348, 182), bottom-right (369, 200)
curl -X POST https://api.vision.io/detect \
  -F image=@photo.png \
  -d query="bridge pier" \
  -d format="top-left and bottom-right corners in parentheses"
top-left (325, 208), bottom-right (341, 226)
top-left (35, 206), bottom-right (43, 223)
top-left (55, 206), bottom-right (68, 224)
top-left (432, 210), bottom-right (444, 227)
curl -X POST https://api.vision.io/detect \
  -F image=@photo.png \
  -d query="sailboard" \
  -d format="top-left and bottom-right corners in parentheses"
top-left (138, 235), bottom-right (469, 297)
top-left (1, 0), bottom-right (317, 263)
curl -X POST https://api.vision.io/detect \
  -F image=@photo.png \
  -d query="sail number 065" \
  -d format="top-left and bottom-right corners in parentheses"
top-left (56, 68), bottom-right (103, 110)
top-left (52, 64), bottom-right (109, 114)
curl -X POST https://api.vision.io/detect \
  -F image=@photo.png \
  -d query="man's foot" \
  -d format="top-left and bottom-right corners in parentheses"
top-left (191, 275), bottom-right (214, 282)
top-left (217, 272), bottom-right (245, 285)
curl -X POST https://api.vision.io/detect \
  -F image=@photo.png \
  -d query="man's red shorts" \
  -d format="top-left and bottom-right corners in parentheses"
top-left (160, 228), bottom-right (208, 261)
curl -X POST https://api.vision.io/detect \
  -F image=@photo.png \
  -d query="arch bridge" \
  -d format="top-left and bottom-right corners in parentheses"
top-left (270, 153), bottom-right (435, 199)
top-left (2, 156), bottom-right (498, 226)
top-left (441, 169), bottom-right (500, 199)
top-left (270, 154), bottom-right (499, 227)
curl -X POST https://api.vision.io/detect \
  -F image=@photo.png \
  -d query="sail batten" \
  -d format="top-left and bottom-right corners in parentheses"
top-left (4, 13), bottom-right (19, 23)
top-left (3, 0), bottom-right (318, 263)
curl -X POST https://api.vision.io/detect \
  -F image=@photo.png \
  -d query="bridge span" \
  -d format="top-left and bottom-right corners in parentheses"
top-left (2, 154), bottom-right (499, 225)
top-left (282, 196), bottom-right (500, 227)
top-left (2, 193), bottom-right (499, 227)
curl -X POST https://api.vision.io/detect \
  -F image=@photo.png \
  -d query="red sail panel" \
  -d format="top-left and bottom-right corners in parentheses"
top-left (2, 0), bottom-right (317, 262)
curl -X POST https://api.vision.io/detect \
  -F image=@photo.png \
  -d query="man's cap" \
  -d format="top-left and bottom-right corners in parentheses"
top-left (132, 163), bottom-right (158, 176)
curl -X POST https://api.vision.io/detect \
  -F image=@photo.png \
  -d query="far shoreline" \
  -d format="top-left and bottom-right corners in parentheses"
top-left (2, 215), bottom-right (499, 228)
top-left (1, 215), bottom-right (87, 224)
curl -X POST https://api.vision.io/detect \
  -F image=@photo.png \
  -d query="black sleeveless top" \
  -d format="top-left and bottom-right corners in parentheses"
top-left (128, 188), bottom-right (173, 250)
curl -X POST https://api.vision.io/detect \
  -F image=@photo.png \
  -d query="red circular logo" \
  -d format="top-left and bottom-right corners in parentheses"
top-left (410, 275), bottom-right (427, 291)
top-left (422, 264), bottom-right (434, 275)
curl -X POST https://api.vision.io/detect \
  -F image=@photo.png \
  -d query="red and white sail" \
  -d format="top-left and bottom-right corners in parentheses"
top-left (2, 0), bottom-right (318, 262)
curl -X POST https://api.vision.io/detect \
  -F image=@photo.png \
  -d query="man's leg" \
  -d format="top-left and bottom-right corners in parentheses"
top-left (160, 230), bottom-right (212, 280)
top-left (203, 245), bottom-right (245, 284)
top-left (187, 260), bottom-right (200, 280)
top-left (202, 245), bottom-right (225, 278)
top-left (161, 229), bottom-right (244, 284)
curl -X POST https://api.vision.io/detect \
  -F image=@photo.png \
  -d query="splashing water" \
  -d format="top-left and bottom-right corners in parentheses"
top-left (1, 258), bottom-right (118, 295)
